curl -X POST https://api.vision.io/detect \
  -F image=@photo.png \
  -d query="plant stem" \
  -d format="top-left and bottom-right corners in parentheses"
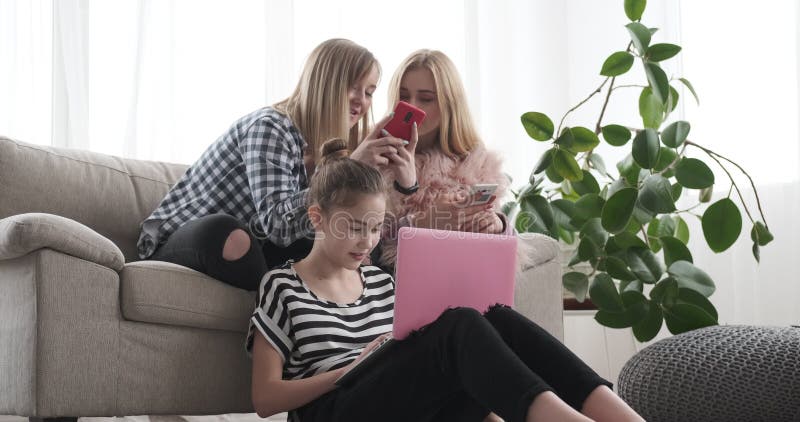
top-left (557, 78), bottom-right (610, 137)
top-left (687, 141), bottom-right (758, 224)
top-left (674, 202), bottom-right (703, 213)
top-left (656, 144), bottom-right (688, 176)
top-left (595, 76), bottom-right (617, 134)
top-left (611, 84), bottom-right (648, 92)
top-left (640, 226), bottom-right (650, 247)
top-left (594, 41), bottom-right (634, 135)
top-left (690, 142), bottom-right (770, 228)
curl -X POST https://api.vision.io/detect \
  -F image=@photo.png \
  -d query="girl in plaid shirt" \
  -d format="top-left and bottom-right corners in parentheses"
top-left (137, 38), bottom-right (417, 290)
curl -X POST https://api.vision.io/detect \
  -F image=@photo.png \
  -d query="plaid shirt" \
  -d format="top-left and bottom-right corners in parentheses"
top-left (137, 107), bottom-right (312, 259)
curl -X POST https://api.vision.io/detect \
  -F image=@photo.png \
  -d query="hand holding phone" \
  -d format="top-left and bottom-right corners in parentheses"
top-left (470, 183), bottom-right (499, 205)
top-left (383, 101), bottom-right (426, 141)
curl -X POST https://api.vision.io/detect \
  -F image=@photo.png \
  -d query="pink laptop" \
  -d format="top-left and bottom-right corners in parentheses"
top-left (335, 226), bottom-right (517, 386)
top-left (392, 226), bottom-right (518, 339)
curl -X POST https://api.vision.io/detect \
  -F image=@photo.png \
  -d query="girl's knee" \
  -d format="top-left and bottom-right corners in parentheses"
top-left (485, 304), bottom-right (515, 319)
top-left (222, 228), bottom-right (251, 261)
top-left (438, 307), bottom-right (484, 328)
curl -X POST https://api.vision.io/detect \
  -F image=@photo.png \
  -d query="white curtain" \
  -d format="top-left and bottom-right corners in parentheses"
top-left (1, 0), bottom-right (799, 327)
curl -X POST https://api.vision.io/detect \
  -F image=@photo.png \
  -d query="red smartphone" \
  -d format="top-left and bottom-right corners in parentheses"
top-left (383, 101), bottom-right (426, 141)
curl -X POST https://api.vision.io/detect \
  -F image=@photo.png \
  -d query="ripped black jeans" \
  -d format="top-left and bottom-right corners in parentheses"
top-left (296, 306), bottom-right (612, 422)
top-left (149, 213), bottom-right (312, 291)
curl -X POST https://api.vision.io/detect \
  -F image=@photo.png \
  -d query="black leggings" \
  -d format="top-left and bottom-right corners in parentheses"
top-left (296, 306), bottom-right (612, 422)
top-left (148, 214), bottom-right (312, 291)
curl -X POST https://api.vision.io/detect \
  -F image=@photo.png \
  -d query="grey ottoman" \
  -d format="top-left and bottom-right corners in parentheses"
top-left (617, 325), bottom-right (800, 422)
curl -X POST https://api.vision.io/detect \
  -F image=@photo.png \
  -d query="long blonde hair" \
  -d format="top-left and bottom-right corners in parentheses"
top-left (387, 49), bottom-right (481, 157)
top-left (274, 39), bottom-right (379, 162)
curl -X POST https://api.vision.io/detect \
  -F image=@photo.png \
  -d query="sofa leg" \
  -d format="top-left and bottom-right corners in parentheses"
top-left (30, 418), bottom-right (78, 422)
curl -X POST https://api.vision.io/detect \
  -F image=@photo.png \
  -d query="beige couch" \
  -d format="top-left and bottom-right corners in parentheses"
top-left (0, 136), bottom-right (564, 419)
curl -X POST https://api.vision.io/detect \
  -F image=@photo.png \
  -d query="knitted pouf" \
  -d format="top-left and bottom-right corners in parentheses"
top-left (617, 325), bottom-right (800, 422)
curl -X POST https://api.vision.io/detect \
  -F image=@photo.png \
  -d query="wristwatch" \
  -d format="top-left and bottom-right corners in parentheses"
top-left (393, 180), bottom-right (419, 195)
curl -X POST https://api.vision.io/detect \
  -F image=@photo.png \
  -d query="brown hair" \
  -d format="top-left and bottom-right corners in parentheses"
top-left (387, 49), bottom-right (482, 156)
top-left (308, 139), bottom-right (386, 210)
top-left (274, 39), bottom-right (380, 163)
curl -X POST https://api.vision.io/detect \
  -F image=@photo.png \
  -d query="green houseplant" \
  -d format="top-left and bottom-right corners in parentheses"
top-left (504, 0), bottom-right (773, 342)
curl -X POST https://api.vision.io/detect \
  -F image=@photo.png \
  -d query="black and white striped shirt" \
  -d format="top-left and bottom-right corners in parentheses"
top-left (246, 261), bottom-right (395, 380)
top-left (137, 107), bottom-right (312, 259)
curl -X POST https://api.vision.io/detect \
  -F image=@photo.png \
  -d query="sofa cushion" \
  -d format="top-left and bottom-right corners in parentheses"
top-left (121, 261), bottom-right (256, 333)
top-left (0, 136), bottom-right (189, 262)
top-left (0, 213), bottom-right (126, 270)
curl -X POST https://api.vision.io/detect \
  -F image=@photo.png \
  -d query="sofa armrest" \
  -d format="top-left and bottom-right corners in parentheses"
top-left (0, 213), bottom-right (125, 271)
top-left (514, 233), bottom-right (564, 341)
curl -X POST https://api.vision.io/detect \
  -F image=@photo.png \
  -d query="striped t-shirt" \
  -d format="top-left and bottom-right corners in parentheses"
top-left (246, 261), bottom-right (395, 380)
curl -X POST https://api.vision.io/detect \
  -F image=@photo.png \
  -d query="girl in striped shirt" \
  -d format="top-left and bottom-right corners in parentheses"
top-left (247, 139), bottom-right (643, 422)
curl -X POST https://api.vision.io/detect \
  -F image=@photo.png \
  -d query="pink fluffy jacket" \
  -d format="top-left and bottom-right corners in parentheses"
top-left (378, 145), bottom-right (510, 268)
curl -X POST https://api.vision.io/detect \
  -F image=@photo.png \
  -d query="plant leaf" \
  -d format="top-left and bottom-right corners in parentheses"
top-left (624, 0), bottom-right (647, 21)
top-left (644, 63), bottom-right (670, 104)
top-left (563, 272), bottom-right (589, 302)
top-left (675, 157), bottom-right (715, 189)
top-left (521, 112), bottom-right (554, 141)
top-left (617, 154), bottom-right (643, 186)
top-left (667, 85), bottom-right (680, 112)
top-left (677, 288), bottom-right (718, 321)
top-left (633, 302), bottom-right (663, 342)
top-left (545, 163), bottom-right (564, 183)
top-left (664, 303), bottom-right (717, 334)
top-left (602, 188), bottom-right (638, 234)
top-left (533, 148), bottom-right (554, 175)
top-left (569, 127), bottom-right (601, 152)
top-left (674, 216), bottom-right (690, 243)
top-left (702, 198), bottom-right (742, 252)
top-left (653, 146), bottom-right (678, 173)
top-left (626, 247), bottom-right (663, 284)
top-left (601, 51), bottom-right (635, 76)
top-left (573, 194), bottom-right (605, 223)
top-left (750, 221), bottom-right (774, 246)
top-left (699, 186), bottom-right (713, 203)
top-left (632, 129), bottom-right (661, 169)
top-left (667, 260), bottom-right (716, 297)
top-left (646, 43), bottom-right (681, 62)
top-left (639, 175), bottom-right (677, 213)
top-left (589, 153), bottom-right (610, 177)
top-left (519, 194), bottom-right (556, 235)
top-left (580, 218), bottom-right (609, 249)
top-left (661, 120), bottom-right (691, 148)
top-left (552, 149), bottom-right (583, 181)
top-left (650, 277), bottom-right (679, 306)
top-left (610, 232), bottom-right (649, 251)
top-left (590, 273), bottom-right (625, 312)
top-left (660, 236), bottom-right (693, 266)
top-left (551, 199), bottom-right (577, 230)
top-left (626, 22), bottom-right (651, 55)
top-left (639, 87), bottom-right (664, 129)
top-left (572, 170), bottom-right (601, 195)
top-left (602, 124), bottom-right (632, 147)
top-left (595, 310), bottom-right (635, 328)
top-left (679, 77), bottom-right (700, 105)
top-left (605, 256), bottom-right (638, 281)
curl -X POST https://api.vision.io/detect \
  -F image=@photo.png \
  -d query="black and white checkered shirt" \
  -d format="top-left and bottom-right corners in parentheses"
top-left (137, 107), bottom-right (312, 259)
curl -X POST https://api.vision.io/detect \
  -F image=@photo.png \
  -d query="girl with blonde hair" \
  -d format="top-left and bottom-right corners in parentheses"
top-left (137, 38), bottom-right (415, 290)
top-left (377, 49), bottom-right (510, 268)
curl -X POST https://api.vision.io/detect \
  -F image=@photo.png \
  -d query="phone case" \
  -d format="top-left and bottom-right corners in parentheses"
top-left (383, 101), bottom-right (426, 141)
top-left (470, 184), bottom-right (498, 205)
